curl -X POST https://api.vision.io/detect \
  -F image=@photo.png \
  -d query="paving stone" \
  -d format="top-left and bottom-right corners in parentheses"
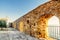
top-left (0, 28), bottom-right (39, 40)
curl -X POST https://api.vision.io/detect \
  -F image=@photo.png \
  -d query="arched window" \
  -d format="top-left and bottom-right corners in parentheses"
top-left (48, 16), bottom-right (59, 26)
top-left (48, 16), bottom-right (59, 39)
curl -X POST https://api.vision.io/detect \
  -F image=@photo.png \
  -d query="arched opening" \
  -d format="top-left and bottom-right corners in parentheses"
top-left (36, 14), bottom-right (60, 39)
top-left (48, 16), bottom-right (59, 26)
top-left (48, 16), bottom-right (59, 39)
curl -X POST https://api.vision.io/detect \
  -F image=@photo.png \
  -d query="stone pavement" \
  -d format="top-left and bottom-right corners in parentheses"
top-left (0, 28), bottom-right (39, 40)
top-left (0, 28), bottom-right (57, 40)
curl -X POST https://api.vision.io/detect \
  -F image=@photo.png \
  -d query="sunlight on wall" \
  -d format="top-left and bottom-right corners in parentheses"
top-left (48, 16), bottom-right (59, 26)
top-left (19, 22), bottom-right (24, 32)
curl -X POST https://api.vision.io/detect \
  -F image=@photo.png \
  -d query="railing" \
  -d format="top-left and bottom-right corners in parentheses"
top-left (48, 26), bottom-right (60, 39)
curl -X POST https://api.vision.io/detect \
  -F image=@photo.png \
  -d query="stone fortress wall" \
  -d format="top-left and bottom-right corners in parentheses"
top-left (13, 0), bottom-right (60, 39)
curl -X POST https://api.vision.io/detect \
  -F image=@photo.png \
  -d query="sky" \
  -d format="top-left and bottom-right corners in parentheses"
top-left (0, 0), bottom-right (48, 22)
top-left (48, 16), bottom-right (59, 26)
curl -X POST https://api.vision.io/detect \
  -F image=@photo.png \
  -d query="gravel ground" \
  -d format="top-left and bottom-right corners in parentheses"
top-left (0, 28), bottom-right (57, 40)
top-left (0, 28), bottom-right (39, 40)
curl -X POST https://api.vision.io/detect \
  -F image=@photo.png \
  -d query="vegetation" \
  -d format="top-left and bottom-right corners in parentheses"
top-left (0, 20), bottom-right (7, 30)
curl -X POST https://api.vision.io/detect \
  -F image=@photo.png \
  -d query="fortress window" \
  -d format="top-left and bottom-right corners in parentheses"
top-left (27, 20), bottom-right (29, 24)
top-left (39, 32), bottom-right (41, 34)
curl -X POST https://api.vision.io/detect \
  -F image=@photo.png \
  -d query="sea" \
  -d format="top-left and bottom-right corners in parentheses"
top-left (48, 26), bottom-right (60, 40)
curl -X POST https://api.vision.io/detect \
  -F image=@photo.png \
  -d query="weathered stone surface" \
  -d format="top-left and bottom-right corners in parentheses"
top-left (0, 28), bottom-right (39, 40)
top-left (13, 0), bottom-right (60, 39)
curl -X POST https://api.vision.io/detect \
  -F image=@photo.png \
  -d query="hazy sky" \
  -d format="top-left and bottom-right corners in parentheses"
top-left (48, 16), bottom-right (59, 26)
top-left (0, 0), bottom-right (48, 22)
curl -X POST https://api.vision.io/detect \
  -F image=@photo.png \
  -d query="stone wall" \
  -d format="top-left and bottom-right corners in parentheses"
top-left (13, 0), bottom-right (60, 39)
